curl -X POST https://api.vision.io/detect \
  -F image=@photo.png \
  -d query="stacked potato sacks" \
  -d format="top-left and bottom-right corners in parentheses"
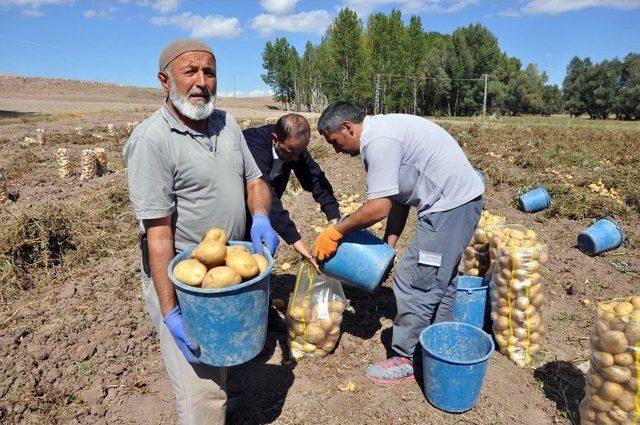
top-left (94, 147), bottom-right (107, 176)
top-left (459, 210), bottom-right (506, 276)
top-left (0, 167), bottom-right (8, 203)
top-left (80, 149), bottom-right (97, 180)
top-left (55, 148), bottom-right (72, 178)
top-left (580, 298), bottom-right (640, 425)
top-left (35, 128), bottom-right (46, 144)
top-left (106, 123), bottom-right (115, 135)
top-left (287, 263), bottom-right (348, 360)
top-left (489, 225), bottom-right (548, 367)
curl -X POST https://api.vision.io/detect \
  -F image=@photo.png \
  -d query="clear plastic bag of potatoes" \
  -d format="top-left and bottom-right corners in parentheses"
top-left (286, 262), bottom-right (348, 361)
top-left (580, 297), bottom-right (640, 425)
top-left (489, 230), bottom-right (548, 367)
top-left (459, 211), bottom-right (506, 277)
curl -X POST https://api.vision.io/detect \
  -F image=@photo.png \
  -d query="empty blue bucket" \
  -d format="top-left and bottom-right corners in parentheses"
top-left (420, 322), bottom-right (494, 413)
top-left (167, 241), bottom-right (274, 367)
top-left (517, 187), bottom-right (551, 213)
top-left (320, 229), bottom-right (396, 293)
top-left (453, 276), bottom-right (489, 330)
top-left (578, 218), bottom-right (624, 256)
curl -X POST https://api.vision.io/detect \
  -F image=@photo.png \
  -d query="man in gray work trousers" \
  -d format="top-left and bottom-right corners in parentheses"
top-left (313, 101), bottom-right (484, 384)
top-left (124, 39), bottom-right (279, 424)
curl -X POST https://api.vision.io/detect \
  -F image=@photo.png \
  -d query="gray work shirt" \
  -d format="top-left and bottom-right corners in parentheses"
top-left (123, 103), bottom-right (262, 252)
top-left (360, 114), bottom-right (484, 216)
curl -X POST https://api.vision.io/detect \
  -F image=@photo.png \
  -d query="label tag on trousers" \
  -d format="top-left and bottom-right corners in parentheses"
top-left (418, 250), bottom-right (442, 268)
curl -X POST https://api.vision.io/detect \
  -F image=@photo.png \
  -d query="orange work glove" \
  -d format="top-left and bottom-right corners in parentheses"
top-left (312, 225), bottom-right (343, 261)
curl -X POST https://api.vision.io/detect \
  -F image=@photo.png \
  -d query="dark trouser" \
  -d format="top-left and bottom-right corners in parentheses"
top-left (391, 196), bottom-right (483, 359)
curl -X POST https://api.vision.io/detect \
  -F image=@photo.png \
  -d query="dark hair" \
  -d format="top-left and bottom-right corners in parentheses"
top-left (317, 101), bottom-right (365, 134)
top-left (274, 113), bottom-right (310, 141)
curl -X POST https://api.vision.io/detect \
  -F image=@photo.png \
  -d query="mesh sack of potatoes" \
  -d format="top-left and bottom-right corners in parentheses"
top-left (0, 167), bottom-right (8, 203)
top-left (579, 297), bottom-right (640, 425)
top-left (489, 225), bottom-right (548, 367)
top-left (459, 210), bottom-right (506, 277)
top-left (94, 147), bottom-right (107, 176)
top-left (80, 149), bottom-right (97, 180)
top-left (55, 148), bottom-right (72, 178)
top-left (286, 262), bottom-right (348, 361)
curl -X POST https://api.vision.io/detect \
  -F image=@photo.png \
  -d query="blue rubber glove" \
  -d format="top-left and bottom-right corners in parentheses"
top-left (250, 214), bottom-right (280, 256)
top-left (163, 306), bottom-right (201, 365)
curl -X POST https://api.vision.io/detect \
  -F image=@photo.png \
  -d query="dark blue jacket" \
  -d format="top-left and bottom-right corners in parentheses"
top-left (243, 124), bottom-right (339, 244)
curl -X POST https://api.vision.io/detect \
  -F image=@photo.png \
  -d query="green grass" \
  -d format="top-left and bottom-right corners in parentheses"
top-left (0, 112), bottom-right (84, 125)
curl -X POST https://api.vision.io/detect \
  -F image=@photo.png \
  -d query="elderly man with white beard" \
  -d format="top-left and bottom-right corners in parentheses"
top-left (123, 39), bottom-right (279, 424)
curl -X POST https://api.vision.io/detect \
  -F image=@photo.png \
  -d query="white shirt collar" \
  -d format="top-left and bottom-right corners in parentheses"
top-left (272, 145), bottom-right (279, 160)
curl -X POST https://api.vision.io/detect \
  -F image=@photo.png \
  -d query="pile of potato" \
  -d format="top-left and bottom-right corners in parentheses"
top-left (287, 295), bottom-right (346, 360)
top-left (580, 298), bottom-right (640, 425)
top-left (55, 148), bottom-right (71, 178)
top-left (489, 225), bottom-right (548, 367)
top-left (94, 147), bottom-right (107, 176)
top-left (338, 193), bottom-right (362, 216)
top-left (35, 128), bottom-right (46, 144)
top-left (172, 228), bottom-right (269, 289)
top-left (459, 210), bottom-right (505, 276)
top-left (0, 167), bottom-right (7, 203)
top-left (80, 148), bottom-right (97, 180)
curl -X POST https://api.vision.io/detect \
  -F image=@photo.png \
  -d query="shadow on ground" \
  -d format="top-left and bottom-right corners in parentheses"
top-left (533, 360), bottom-right (586, 425)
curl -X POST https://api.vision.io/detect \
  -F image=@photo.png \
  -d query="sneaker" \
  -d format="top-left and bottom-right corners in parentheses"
top-left (365, 356), bottom-right (414, 384)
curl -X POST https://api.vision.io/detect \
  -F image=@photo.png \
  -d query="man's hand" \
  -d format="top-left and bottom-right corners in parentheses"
top-left (313, 225), bottom-right (343, 261)
top-left (163, 306), bottom-right (201, 365)
top-left (292, 240), bottom-right (318, 267)
top-left (251, 214), bottom-right (280, 256)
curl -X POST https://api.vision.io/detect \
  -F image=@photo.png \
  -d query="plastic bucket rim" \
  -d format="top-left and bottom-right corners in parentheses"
top-left (577, 217), bottom-right (625, 252)
top-left (599, 216), bottom-right (624, 241)
top-left (457, 276), bottom-right (487, 291)
top-left (168, 241), bottom-right (274, 295)
top-left (420, 321), bottom-right (495, 366)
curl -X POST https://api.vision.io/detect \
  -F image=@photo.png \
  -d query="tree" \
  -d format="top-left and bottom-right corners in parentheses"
top-left (541, 84), bottom-right (563, 116)
top-left (261, 38), bottom-right (298, 109)
top-left (563, 57), bottom-right (592, 117)
top-left (614, 53), bottom-right (640, 120)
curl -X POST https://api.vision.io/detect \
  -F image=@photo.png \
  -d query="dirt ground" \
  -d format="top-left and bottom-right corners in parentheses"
top-left (0, 75), bottom-right (638, 425)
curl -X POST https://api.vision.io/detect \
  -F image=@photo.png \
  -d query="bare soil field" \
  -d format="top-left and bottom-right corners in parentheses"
top-left (0, 76), bottom-right (638, 425)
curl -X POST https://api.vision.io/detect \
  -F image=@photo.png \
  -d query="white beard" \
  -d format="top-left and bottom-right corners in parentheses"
top-left (168, 76), bottom-right (216, 121)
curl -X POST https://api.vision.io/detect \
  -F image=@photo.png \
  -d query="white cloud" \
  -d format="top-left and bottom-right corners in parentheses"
top-left (83, 6), bottom-right (117, 19)
top-left (219, 89), bottom-right (274, 98)
top-left (0, 0), bottom-right (73, 16)
top-left (150, 12), bottom-right (242, 38)
top-left (147, 0), bottom-right (179, 13)
top-left (251, 10), bottom-right (332, 36)
top-left (497, 7), bottom-right (520, 17)
top-left (500, 0), bottom-right (640, 16)
top-left (259, 0), bottom-right (297, 15)
top-left (544, 53), bottom-right (552, 59)
top-left (341, 0), bottom-right (476, 17)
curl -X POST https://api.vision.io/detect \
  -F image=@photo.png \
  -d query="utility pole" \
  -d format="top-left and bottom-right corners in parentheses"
top-left (482, 74), bottom-right (488, 116)
top-left (374, 74), bottom-right (381, 115)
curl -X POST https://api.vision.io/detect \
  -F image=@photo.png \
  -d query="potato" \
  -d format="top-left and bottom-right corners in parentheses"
top-left (587, 372), bottom-right (604, 389)
top-left (314, 348), bottom-right (328, 358)
top-left (616, 392), bottom-right (635, 412)
top-left (327, 324), bottom-right (340, 337)
top-left (329, 312), bottom-right (343, 325)
top-left (607, 405), bottom-right (629, 423)
top-left (321, 339), bottom-right (337, 352)
top-left (173, 259), bottom-right (207, 286)
top-left (624, 321), bottom-right (640, 344)
top-left (304, 323), bottom-right (326, 344)
top-left (289, 340), bottom-right (302, 351)
top-left (291, 320), bottom-right (306, 335)
top-left (613, 352), bottom-right (633, 367)
top-left (613, 302), bottom-right (633, 316)
top-left (302, 342), bottom-right (316, 353)
top-left (592, 351), bottom-right (615, 369)
top-left (594, 411), bottom-right (616, 425)
top-left (599, 381), bottom-right (624, 402)
top-left (329, 300), bottom-right (346, 313)
top-left (600, 365), bottom-right (631, 384)
top-left (600, 331), bottom-right (628, 354)
top-left (252, 253), bottom-right (269, 274)
top-left (202, 266), bottom-right (241, 289)
top-left (202, 228), bottom-right (228, 245)
top-left (289, 305), bottom-right (305, 321)
top-left (494, 316), bottom-right (509, 331)
top-left (630, 296), bottom-right (640, 310)
top-left (194, 240), bottom-right (227, 268)
top-left (318, 317), bottom-right (334, 332)
top-left (587, 394), bottom-right (612, 411)
top-left (226, 245), bottom-right (248, 255)
top-left (226, 253), bottom-right (259, 279)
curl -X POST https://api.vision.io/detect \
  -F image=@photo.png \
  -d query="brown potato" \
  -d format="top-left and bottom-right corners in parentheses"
top-left (599, 381), bottom-right (624, 402)
top-left (624, 321), bottom-right (640, 344)
top-left (226, 253), bottom-right (259, 280)
top-left (591, 351), bottom-right (615, 369)
top-left (226, 245), bottom-right (248, 255)
top-left (304, 323), bottom-right (326, 344)
top-left (313, 348), bottom-right (328, 358)
top-left (252, 253), bottom-right (269, 274)
top-left (329, 312), bottom-right (343, 326)
top-left (587, 394), bottom-right (612, 411)
top-left (194, 240), bottom-right (227, 268)
top-left (173, 259), bottom-right (207, 286)
top-left (202, 228), bottom-right (228, 245)
top-left (329, 300), bottom-right (346, 313)
top-left (616, 392), bottom-right (635, 412)
top-left (587, 371), bottom-right (604, 389)
top-left (600, 365), bottom-right (631, 384)
top-left (614, 302), bottom-right (634, 316)
top-left (289, 304), bottom-right (305, 321)
top-left (202, 266), bottom-right (241, 289)
top-left (613, 352), bottom-right (634, 367)
top-left (600, 331), bottom-right (628, 354)
top-left (321, 339), bottom-right (337, 352)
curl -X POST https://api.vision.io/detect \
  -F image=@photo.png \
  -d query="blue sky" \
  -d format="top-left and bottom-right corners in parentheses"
top-left (0, 0), bottom-right (638, 97)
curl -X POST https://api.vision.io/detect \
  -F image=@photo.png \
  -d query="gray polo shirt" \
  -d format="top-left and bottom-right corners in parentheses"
top-left (123, 103), bottom-right (262, 252)
top-left (360, 114), bottom-right (484, 216)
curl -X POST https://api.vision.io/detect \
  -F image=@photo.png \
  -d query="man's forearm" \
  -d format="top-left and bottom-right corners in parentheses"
top-left (334, 198), bottom-right (392, 235)
top-left (146, 220), bottom-right (176, 317)
top-left (247, 179), bottom-right (271, 216)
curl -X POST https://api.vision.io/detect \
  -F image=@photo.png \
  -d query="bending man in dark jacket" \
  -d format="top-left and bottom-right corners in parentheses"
top-left (243, 113), bottom-right (339, 262)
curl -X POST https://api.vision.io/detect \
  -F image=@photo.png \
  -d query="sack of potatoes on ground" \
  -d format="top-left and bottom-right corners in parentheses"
top-left (579, 297), bottom-right (640, 425)
top-left (489, 224), bottom-right (548, 367)
top-left (459, 210), bottom-right (506, 277)
top-left (286, 263), bottom-right (348, 360)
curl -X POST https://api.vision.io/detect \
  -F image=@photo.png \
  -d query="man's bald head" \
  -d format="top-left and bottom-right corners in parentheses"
top-left (272, 114), bottom-right (311, 162)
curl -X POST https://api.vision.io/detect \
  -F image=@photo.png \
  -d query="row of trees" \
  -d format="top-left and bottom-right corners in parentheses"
top-left (261, 8), bottom-right (638, 119)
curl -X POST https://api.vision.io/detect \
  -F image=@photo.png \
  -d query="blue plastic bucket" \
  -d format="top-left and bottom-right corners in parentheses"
top-left (420, 322), bottom-right (494, 413)
top-left (578, 218), bottom-right (624, 256)
top-left (320, 229), bottom-right (396, 293)
top-left (167, 241), bottom-right (274, 367)
top-left (474, 169), bottom-right (485, 183)
top-left (452, 276), bottom-right (489, 330)
top-left (517, 187), bottom-right (551, 213)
